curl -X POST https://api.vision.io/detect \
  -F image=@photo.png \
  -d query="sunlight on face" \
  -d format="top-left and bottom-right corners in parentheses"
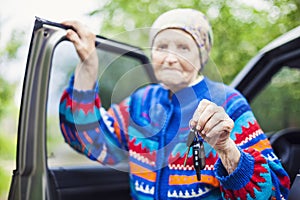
top-left (151, 29), bottom-right (201, 92)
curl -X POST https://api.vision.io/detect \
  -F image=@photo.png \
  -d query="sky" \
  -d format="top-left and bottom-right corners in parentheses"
top-left (0, 0), bottom-right (105, 78)
top-left (0, 0), bottom-right (104, 103)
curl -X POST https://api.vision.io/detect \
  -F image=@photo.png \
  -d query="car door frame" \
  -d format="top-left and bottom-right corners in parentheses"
top-left (8, 17), bottom-right (156, 200)
top-left (230, 25), bottom-right (300, 187)
top-left (230, 25), bottom-right (300, 101)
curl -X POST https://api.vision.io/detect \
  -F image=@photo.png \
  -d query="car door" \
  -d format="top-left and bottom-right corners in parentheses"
top-left (8, 17), bottom-right (156, 200)
top-left (231, 25), bottom-right (300, 185)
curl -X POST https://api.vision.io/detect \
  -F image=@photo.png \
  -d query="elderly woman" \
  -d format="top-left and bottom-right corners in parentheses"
top-left (59, 8), bottom-right (290, 199)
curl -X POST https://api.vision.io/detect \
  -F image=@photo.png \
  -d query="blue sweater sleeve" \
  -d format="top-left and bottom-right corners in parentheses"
top-left (214, 90), bottom-right (290, 199)
top-left (59, 75), bottom-right (129, 165)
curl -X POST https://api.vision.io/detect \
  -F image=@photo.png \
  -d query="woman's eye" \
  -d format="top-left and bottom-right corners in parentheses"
top-left (156, 44), bottom-right (168, 51)
top-left (178, 44), bottom-right (189, 51)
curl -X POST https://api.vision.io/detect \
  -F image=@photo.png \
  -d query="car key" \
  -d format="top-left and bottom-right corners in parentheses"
top-left (193, 139), bottom-right (206, 181)
top-left (199, 139), bottom-right (206, 170)
top-left (183, 128), bottom-right (197, 166)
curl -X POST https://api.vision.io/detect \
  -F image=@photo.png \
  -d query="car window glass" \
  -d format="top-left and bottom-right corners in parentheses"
top-left (47, 40), bottom-right (151, 167)
top-left (251, 67), bottom-right (300, 134)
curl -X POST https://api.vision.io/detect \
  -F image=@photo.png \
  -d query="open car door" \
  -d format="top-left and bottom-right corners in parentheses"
top-left (231, 25), bottom-right (300, 196)
top-left (8, 17), bottom-right (156, 200)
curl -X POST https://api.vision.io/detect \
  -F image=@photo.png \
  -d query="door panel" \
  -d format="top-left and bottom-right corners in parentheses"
top-left (48, 167), bottom-right (130, 200)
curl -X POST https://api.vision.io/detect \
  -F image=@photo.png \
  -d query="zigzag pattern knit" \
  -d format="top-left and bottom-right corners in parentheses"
top-left (59, 75), bottom-right (290, 199)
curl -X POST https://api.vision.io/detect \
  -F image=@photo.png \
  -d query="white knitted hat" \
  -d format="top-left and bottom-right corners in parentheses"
top-left (150, 8), bottom-right (213, 68)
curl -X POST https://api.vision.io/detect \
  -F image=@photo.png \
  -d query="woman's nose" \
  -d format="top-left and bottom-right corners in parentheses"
top-left (164, 51), bottom-right (178, 65)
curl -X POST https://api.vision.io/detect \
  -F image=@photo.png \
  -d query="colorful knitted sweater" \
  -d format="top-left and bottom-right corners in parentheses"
top-left (59, 75), bottom-right (290, 199)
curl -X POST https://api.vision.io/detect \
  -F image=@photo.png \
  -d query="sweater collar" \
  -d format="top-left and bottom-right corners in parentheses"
top-left (172, 77), bottom-right (208, 105)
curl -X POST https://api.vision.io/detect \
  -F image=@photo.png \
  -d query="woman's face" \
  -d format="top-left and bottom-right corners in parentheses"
top-left (151, 29), bottom-right (201, 92)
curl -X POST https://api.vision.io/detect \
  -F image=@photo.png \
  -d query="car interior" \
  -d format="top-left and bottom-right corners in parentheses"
top-left (269, 128), bottom-right (300, 183)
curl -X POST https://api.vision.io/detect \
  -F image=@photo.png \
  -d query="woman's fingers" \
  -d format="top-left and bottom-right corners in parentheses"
top-left (62, 20), bottom-right (96, 62)
top-left (62, 20), bottom-right (86, 36)
top-left (190, 99), bottom-right (234, 149)
top-left (61, 20), bottom-right (99, 90)
top-left (191, 99), bottom-right (219, 131)
top-left (190, 99), bottom-right (210, 129)
top-left (65, 29), bottom-right (81, 47)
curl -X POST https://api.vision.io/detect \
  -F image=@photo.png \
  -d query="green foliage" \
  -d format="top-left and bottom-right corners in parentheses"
top-left (0, 133), bottom-right (16, 199)
top-left (0, 78), bottom-right (14, 120)
top-left (0, 29), bottom-right (24, 61)
top-left (89, 0), bottom-right (300, 84)
top-left (87, 0), bottom-right (300, 133)
top-left (0, 28), bottom-right (23, 121)
top-left (0, 166), bottom-right (10, 199)
top-left (0, 25), bottom-right (23, 200)
top-left (0, 134), bottom-right (15, 159)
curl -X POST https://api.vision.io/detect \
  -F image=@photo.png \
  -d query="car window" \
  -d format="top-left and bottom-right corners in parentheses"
top-left (250, 67), bottom-right (300, 134)
top-left (47, 40), bottom-right (152, 167)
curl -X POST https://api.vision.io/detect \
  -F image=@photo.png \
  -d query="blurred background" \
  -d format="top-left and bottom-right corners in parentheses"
top-left (1, 0), bottom-right (300, 199)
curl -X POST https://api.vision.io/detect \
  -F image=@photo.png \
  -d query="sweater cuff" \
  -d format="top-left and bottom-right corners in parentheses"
top-left (66, 74), bottom-right (99, 102)
top-left (214, 148), bottom-right (255, 190)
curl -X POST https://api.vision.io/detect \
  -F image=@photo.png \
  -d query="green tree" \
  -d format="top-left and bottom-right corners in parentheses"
top-left (89, 0), bottom-right (300, 83)
top-left (0, 29), bottom-right (24, 61)
top-left (0, 24), bottom-right (23, 198)
top-left (0, 29), bottom-right (22, 119)
top-left (0, 78), bottom-right (13, 119)
top-left (87, 0), bottom-right (300, 132)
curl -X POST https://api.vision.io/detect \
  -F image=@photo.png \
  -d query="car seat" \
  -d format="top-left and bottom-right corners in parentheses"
top-left (269, 127), bottom-right (300, 184)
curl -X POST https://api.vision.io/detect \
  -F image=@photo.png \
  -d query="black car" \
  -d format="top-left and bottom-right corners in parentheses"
top-left (8, 17), bottom-right (300, 200)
